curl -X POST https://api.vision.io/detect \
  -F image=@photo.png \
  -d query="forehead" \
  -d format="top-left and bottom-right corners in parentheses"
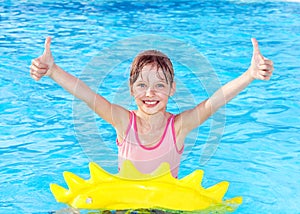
top-left (136, 64), bottom-right (166, 81)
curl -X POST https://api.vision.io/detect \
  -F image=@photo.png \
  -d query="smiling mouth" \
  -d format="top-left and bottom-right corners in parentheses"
top-left (143, 100), bottom-right (159, 106)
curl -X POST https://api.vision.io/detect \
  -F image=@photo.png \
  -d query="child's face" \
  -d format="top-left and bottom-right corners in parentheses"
top-left (131, 64), bottom-right (176, 115)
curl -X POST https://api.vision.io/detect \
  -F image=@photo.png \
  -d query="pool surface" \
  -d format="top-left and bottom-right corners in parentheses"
top-left (1, 0), bottom-right (300, 213)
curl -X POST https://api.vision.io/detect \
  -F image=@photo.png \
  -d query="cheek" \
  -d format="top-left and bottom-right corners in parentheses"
top-left (134, 93), bottom-right (144, 99)
top-left (157, 87), bottom-right (172, 97)
top-left (131, 88), bottom-right (145, 98)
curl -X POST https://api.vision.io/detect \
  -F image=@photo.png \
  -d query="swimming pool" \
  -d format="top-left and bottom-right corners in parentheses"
top-left (1, 0), bottom-right (299, 213)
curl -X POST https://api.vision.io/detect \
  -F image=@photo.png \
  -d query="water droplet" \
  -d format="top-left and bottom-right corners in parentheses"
top-left (86, 197), bottom-right (92, 204)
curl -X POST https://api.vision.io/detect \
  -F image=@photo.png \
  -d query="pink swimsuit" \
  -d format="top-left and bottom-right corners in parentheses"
top-left (117, 111), bottom-right (184, 178)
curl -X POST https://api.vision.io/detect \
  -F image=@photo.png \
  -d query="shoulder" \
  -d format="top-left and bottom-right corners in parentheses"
top-left (112, 105), bottom-right (131, 138)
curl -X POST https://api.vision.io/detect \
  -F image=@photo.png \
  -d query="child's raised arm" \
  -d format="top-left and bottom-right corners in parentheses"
top-left (177, 38), bottom-right (274, 134)
top-left (30, 37), bottom-right (129, 130)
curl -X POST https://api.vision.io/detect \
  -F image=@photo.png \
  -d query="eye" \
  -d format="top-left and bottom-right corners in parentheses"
top-left (137, 83), bottom-right (147, 88)
top-left (156, 83), bottom-right (165, 89)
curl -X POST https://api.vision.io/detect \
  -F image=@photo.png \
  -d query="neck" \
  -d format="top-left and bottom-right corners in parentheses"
top-left (135, 109), bottom-right (169, 131)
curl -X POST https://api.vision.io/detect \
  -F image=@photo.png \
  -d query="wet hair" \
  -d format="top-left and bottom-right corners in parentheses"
top-left (129, 50), bottom-right (174, 86)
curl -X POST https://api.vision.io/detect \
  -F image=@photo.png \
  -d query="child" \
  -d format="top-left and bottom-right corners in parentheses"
top-left (30, 37), bottom-right (273, 178)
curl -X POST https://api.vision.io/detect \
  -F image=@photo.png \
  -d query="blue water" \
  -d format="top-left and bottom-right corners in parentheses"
top-left (1, 0), bottom-right (300, 213)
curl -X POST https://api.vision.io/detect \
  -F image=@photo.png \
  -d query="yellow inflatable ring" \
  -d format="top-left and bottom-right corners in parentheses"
top-left (50, 160), bottom-right (242, 212)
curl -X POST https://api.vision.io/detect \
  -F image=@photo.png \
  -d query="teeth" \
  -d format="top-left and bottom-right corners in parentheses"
top-left (144, 101), bottom-right (157, 105)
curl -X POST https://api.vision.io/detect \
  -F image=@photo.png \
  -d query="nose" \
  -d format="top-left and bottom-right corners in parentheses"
top-left (146, 86), bottom-right (155, 97)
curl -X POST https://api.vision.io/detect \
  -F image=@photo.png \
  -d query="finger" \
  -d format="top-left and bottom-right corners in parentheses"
top-left (260, 70), bottom-right (273, 79)
top-left (258, 64), bottom-right (273, 71)
top-left (258, 58), bottom-right (273, 66)
top-left (30, 74), bottom-right (38, 81)
top-left (264, 59), bottom-right (273, 66)
top-left (44, 37), bottom-right (51, 54)
top-left (31, 59), bottom-right (48, 69)
top-left (262, 75), bottom-right (271, 81)
top-left (259, 70), bottom-right (272, 77)
top-left (36, 68), bottom-right (48, 75)
top-left (251, 38), bottom-right (260, 54)
top-left (31, 58), bottom-right (41, 67)
top-left (257, 74), bottom-right (270, 81)
top-left (30, 70), bottom-right (41, 81)
top-left (251, 38), bottom-right (264, 61)
top-left (30, 64), bottom-right (38, 72)
top-left (31, 67), bottom-right (47, 78)
top-left (41, 37), bottom-right (52, 60)
top-left (30, 64), bottom-right (48, 75)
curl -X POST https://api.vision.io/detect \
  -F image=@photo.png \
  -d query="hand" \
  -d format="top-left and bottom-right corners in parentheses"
top-left (30, 37), bottom-right (54, 81)
top-left (249, 38), bottom-right (274, 81)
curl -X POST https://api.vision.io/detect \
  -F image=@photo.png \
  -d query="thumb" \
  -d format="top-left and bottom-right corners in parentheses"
top-left (42, 37), bottom-right (52, 59)
top-left (251, 38), bottom-right (263, 61)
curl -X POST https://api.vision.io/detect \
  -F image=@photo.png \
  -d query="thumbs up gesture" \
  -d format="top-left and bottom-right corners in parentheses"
top-left (249, 38), bottom-right (274, 81)
top-left (30, 37), bottom-right (55, 81)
